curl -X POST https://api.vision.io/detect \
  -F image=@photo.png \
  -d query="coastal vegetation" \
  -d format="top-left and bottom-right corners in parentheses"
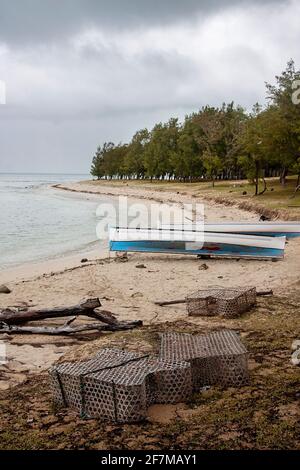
top-left (91, 61), bottom-right (300, 196)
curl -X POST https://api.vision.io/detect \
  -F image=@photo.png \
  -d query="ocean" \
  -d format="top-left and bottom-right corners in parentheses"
top-left (0, 173), bottom-right (108, 270)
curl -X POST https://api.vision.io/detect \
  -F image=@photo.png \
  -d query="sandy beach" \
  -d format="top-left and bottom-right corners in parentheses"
top-left (2, 0), bottom-right (300, 452)
top-left (1, 180), bottom-right (300, 449)
top-left (1, 180), bottom-right (300, 383)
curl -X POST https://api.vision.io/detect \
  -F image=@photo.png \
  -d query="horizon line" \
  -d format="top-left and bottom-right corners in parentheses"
top-left (0, 171), bottom-right (91, 175)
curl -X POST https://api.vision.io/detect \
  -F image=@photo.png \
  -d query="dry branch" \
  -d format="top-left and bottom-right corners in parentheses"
top-left (154, 299), bottom-right (186, 307)
top-left (257, 290), bottom-right (273, 297)
top-left (0, 320), bottom-right (142, 336)
top-left (155, 290), bottom-right (273, 307)
top-left (0, 298), bottom-right (119, 326)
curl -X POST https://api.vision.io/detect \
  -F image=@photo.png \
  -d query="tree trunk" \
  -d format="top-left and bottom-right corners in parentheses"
top-left (258, 177), bottom-right (267, 196)
top-left (290, 179), bottom-right (300, 199)
top-left (280, 167), bottom-right (288, 186)
top-left (255, 169), bottom-right (259, 196)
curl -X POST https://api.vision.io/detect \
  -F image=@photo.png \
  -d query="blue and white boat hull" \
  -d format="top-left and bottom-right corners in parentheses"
top-left (109, 228), bottom-right (286, 259)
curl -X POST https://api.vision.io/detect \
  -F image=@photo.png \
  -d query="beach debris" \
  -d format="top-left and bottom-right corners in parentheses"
top-left (257, 290), bottom-right (274, 296)
top-left (0, 297), bottom-right (142, 336)
top-left (155, 288), bottom-right (273, 317)
top-left (136, 264), bottom-right (147, 269)
top-left (186, 287), bottom-right (257, 318)
top-left (0, 285), bottom-right (11, 294)
top-left (155, 299), bottom-right (187, 307)
top-left (291, 350), bottom-right (300, 366)
top-left (0, 298), bottom-right (104, 325)
top-left (198, 263), bottom-right (209, 271)
top-left (260, 215), bottom-right (271, 221)
top-left (8, 301), bottom-right (30, 309)
top-left (0, 319), bottom-right (142, 336)
top-left (291, 340), bottom-right (300, 366)
top-left (81, 258), bottom-right (88, 263)
top-left (131, 292), bottom-right (143, 298)
top-left (49, 348), bottom-right (192, 423)
top-left (292, 340), bottom-right (300, 351)
top-left (160, 330), bottom-right (249, 390)
top-left (114, 253), bottom-right (128, 263)
top-left (49, 330), bottom-right (249, 423)
top-left (0, 333), bottom-right (10, 340)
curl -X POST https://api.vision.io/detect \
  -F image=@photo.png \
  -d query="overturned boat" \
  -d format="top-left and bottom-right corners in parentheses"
top-left (109, 228), bottom-right (286, 260)
top-left (159, 222), bottom-right (300, 238)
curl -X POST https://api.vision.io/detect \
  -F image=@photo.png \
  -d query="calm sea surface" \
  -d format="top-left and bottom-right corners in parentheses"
top-left (0, 173), bottom-right (108, 270)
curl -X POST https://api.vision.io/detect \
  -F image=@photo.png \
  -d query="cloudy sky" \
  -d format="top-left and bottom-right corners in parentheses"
top-left (0, 0), bottom-right (299, 173)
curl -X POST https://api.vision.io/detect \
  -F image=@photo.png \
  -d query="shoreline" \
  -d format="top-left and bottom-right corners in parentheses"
top-left (0, 179), bottom-right (184, 284)
top-left (1, 181), bottom-right (300, 374)
top-left (0, 178), bottom-right (257, 284)
top-left (1, 179), bottom-right (300, 449)
top-left (0, 245), bottom-right (103, 284)
top-left (54, 179), bottom-right (297, 220)
top-left (1, 178), bottom-right (300, 287)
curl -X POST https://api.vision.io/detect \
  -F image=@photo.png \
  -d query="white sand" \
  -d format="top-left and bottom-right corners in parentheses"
top-left (1, 180), bottom-right (299, 390)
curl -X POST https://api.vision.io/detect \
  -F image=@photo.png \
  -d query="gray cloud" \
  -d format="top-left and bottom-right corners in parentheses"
top-left (0, 0), bottom-right (286, 44)
top-left (0, 0), bottom-right (298, 173)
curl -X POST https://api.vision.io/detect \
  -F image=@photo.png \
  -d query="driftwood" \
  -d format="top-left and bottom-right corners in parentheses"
top-left (0, 319), bottom-right (142, 336)
top-left (257, 290), bottom-right (274, 297)
top-left (0, 298), bottom-right (142, 336)
top-left (0, 298), bottom-right (119, 326)
top-left (155, 290), bottom-right (273, 307)
top-left (155, 299), bottom-right (187, 307)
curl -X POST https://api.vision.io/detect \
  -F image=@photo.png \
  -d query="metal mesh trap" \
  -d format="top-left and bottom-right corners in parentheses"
top-left (186, 287), bottom-right (256, 318)
top-left (49, 348), bottom-right (192, 423)
top-left (160, 330), bottom-right (249, 390)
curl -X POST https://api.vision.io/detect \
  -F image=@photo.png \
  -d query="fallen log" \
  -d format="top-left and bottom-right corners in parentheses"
top-left (0, 319), bottom-right (142, 336)
top-left (0, 298), bottom-right (119, 326)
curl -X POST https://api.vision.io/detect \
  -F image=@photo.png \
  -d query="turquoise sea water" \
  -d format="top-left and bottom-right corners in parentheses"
top-left (0, 173), bottom-right (107, 270)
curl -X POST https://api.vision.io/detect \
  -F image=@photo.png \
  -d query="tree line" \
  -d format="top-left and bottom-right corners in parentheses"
top-left (91, 60), bottom-right (300, 195)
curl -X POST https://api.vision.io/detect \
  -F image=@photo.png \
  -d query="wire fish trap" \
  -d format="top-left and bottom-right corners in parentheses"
top-left (160, 330), bottom-right (249, 390)
top-left (49, 348), bottom-right (192, 423)
top-left (186, 287), bottom-right (257, 318)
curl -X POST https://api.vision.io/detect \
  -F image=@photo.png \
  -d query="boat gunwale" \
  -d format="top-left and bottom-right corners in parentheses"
top-left (109, 228), bottom-right (286, 250)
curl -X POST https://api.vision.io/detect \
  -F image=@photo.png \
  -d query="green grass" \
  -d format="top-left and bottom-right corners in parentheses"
top-left (197, 177), bottom-right (300, 210)
top-left (87, 176), bottom-right (300, 219)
